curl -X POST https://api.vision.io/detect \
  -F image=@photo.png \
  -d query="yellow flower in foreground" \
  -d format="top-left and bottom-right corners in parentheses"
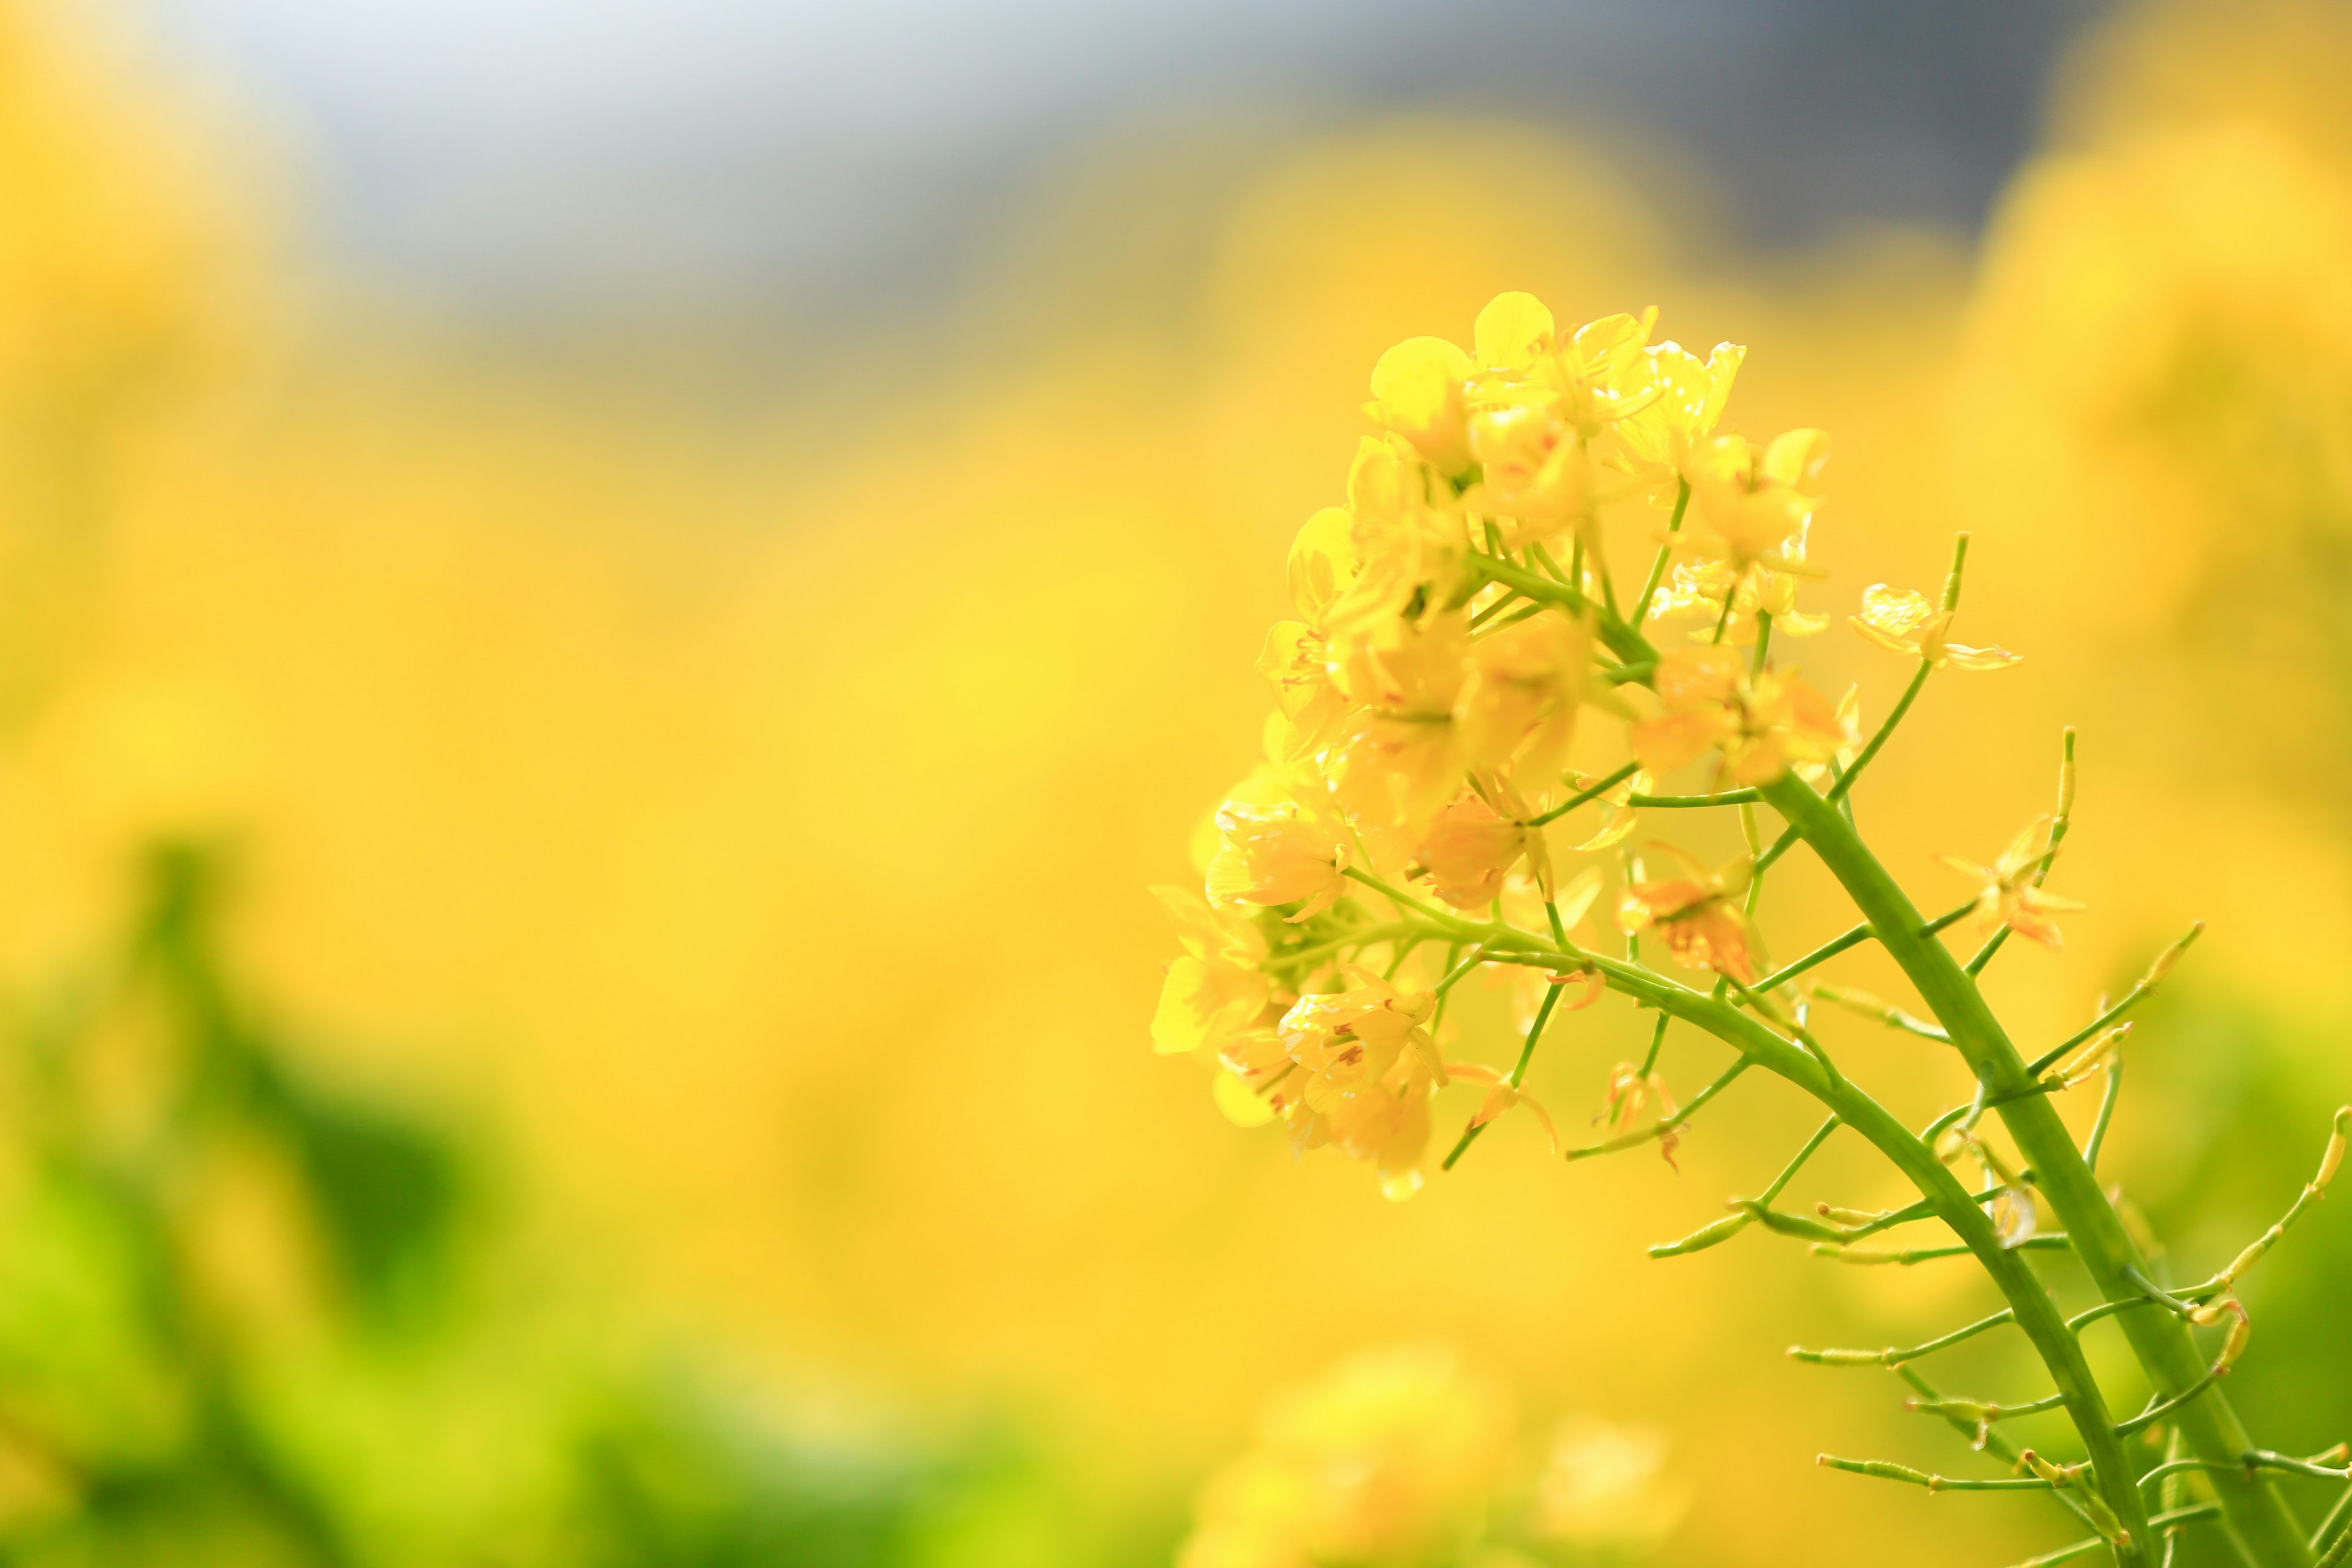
top-left (1616, 845), bottom-right (1758, 982)
top-left (1619, 338), bottom-right (1747, 481)
top-left (1453, 611), bottom-right (1590, 780)
top-left (1151, 886), bottom-right (1272, 1057)
top-left (1278, 967), bottom-right (1446, 1197)
top-left (1628, 646), bottom-right (1852, 786)
top-left (1364, 336), bottom-right (1476, 476)
top-left (1684, 428), bottom-right (1830, 573)
top-left (1850, 584), bottom-right (2022, 669)
top-left (1411, 783), bottom-right (1551, 910)
top-left (1324, 611), bottom-right (1471, 861)
top-left (1178, 1346), bottom-right (1511, 1568)
top-left (1939, 816), bottom-right (2084, 951)
top-left (1257, 508), bottom-right (1359, 751)
top-left (1206, 791), bottom-right (1349, 920)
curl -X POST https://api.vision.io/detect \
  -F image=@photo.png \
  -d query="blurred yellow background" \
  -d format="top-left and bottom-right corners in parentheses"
top-left (1, 1), bottom-right (2350, 1564)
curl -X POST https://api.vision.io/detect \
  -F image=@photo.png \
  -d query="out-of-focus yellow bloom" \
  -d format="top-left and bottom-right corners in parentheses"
top-left (1850, 584), bottom-right (2022, 669)
top-left (1627, 645), bottom-right (1851, 787)
top-left (1527, 1415), bottom-right (1689, 1556)
top-left (1206, 789), bottom-right (1349, 921)
top-left (1413, 782), bottom-right (1551, 910)
top-left (1151, 886), bottom-right (1273, 1057)
top-left (1454, 610), bottom-right (1591, 782)
top-left (1616, 845), bottom-right (1758, 982)
top-left (1276, 967), bottom-right (1446, 1197)
top-left (1792, 684), bottom-right (1863, 791)
top-left (1178, 1346), bottom-right (1512, 1568)
top-left (1939, 816), bottom-right (2085, 951)
top-left (1365, 336), bottom-right (1476, 476)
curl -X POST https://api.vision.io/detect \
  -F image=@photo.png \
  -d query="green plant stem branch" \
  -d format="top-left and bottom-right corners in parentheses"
top-left (1820, 1455), bottom-right (2056, 1492)
top-left (2026, 930), bottom-right (2204, 1076)
top-left (1762, 772), bottom-right (2313, 1568)
top-left (2141, 1458), bottom-right (2352, 1493)
top-left (1470, 556), bottom-right (1656, 667)
top-left (1531, 762), bottom-right (1640, 826)
top-left (1790, 1308), bottom-right (2016, 1366)
top-left (1633, 479), bottom-right (1690, 624)
top-left (1488, 934), bottom-right (2156, 1557)
top-left (1442, 980), bottom-right (1566, 1170)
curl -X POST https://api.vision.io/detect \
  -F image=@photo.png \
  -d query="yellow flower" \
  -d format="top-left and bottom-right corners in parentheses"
top-left (1627, 646), bottom-right (1853, 786)
top-left (1277, 967), bottom-right (1447, 1197)
top-left (1618, 338), bottom-right (1747, 481)
top-left (1327, 435), bottom-right (1471, 634)
top-left (1453, 611), bottom-right (1591, 780)
top-left (1177, 1347), bottom-right (1511, 1568)
top-left (1150, 886), bottom-right (1272, 1057)
top-left (1258, 507), bottom-right (1362, 751)
top-left (1364, 336), bottom-right (1476, 476)
top-left (1463, 399), bottom-right (1591, 540)
top-left (1939, 816), bottom-right (2085, 951)
top-left (1411, 783), bottom-right (1551, 910)
top-left (1527, 1416), bottom-right (1689, 1556)
top-left (1458, 301), bottom-right (1662, 548)
top-left (1684, 428), bottom-right (1830, 572)
top-left (1615, 845), bottom-right (1758, 983)
top-left (1206, 790), bottom-right (1349, 921)
top-left (1647, 537), bottom-right (1830, 644)
top-left (1850, 584), bottom-right (2022, 669)
top-left (1323, 611), bottom-right (1470, 862)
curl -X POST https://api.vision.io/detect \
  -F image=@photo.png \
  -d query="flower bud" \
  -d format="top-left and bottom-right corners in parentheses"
top-left (2318, 1107), bottom-right (2349, 1194)
top-left (2215, 1300), bottom-right (2252, 1371)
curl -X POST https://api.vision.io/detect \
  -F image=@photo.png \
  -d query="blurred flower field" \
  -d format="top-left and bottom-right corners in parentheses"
top-left (0, 1), bottom-right (2350, 1564)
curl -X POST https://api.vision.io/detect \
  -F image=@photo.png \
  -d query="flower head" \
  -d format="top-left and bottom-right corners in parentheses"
top-left (1151, 886), bottom-right (1274, 1057)
top-left (1411, 782), bottom-right (1551, 910)
top-left (1364, 336), bottom-right (1476, 476)
top-left (1939, 816), bottom-right (2085, 951)
top-left (1206, 788), bottom-right (1349, 921)
top-left (1850, 584), bottom-right (2022, 669)
top-left (1322, 610), bottom-right (1471, 863)
top-left (1628, 646), bottom-right (1853, 787)
top-left (1276, 968), bottom-right (1447, 1197)
top-left (1616, 844), bottom-right (1758, 982)
top-left (1177, 1347), bottom-right (1510, 1568)
top-left (1452, 610), bottom-right (1591, 780)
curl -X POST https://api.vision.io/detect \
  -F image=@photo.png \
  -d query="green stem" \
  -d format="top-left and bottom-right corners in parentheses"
top-left (1634, 478), bottom-right (1690, 624)
top-left (1545, 946), bottom-right (2155, 1559)
top-left (1762, 774), bottom-right (2313, 1568)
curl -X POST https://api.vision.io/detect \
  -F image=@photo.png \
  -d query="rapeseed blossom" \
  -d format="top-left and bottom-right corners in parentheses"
top-left (1177, 1348), bottom-right (1683, 1568)
top-left (1153, 292), bottom-right (1866, 1193)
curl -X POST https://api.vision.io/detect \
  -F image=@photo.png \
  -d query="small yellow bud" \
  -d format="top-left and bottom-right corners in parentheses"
top-left (2144, 920), bottom-right (2204, 986)
top-left (2317, 1107), bottom-right (2349, 1193)
top-left (2215, 1300), bottom-right (2252, 1371)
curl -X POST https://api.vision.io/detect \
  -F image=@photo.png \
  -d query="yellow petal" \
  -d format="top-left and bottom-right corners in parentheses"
top-left (1943, 642), bottom-right (2024, 671)
top-left (1286, 506), bottom-right (1357, 621)
top-left (1474, 292), bottom-right (1555, 370)
top-left (1761, 427), bottom-right (1830, 489)
top-left (1553, 865), bottom-right (1605, 928)
top-left (1212, 1069), bottom-right (1278, 1127)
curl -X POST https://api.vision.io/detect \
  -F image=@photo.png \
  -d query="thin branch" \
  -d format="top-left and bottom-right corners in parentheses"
top-left (1818, 1455), bottom-right (2054, 1493)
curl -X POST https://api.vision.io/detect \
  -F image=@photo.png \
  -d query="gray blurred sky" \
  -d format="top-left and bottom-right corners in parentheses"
top-left (140, 0), bottom-right (2110, 321)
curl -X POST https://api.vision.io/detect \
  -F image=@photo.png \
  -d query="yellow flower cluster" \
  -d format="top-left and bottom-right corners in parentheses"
top-left (1177, 1346), bottom-right (1683, 1568)
top-left (1155, 293), bottom-right (2031, 1197)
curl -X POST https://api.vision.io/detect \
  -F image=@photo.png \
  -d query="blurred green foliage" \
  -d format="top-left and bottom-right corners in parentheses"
top-left (0, 843), bottom-right (1164, 1568)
